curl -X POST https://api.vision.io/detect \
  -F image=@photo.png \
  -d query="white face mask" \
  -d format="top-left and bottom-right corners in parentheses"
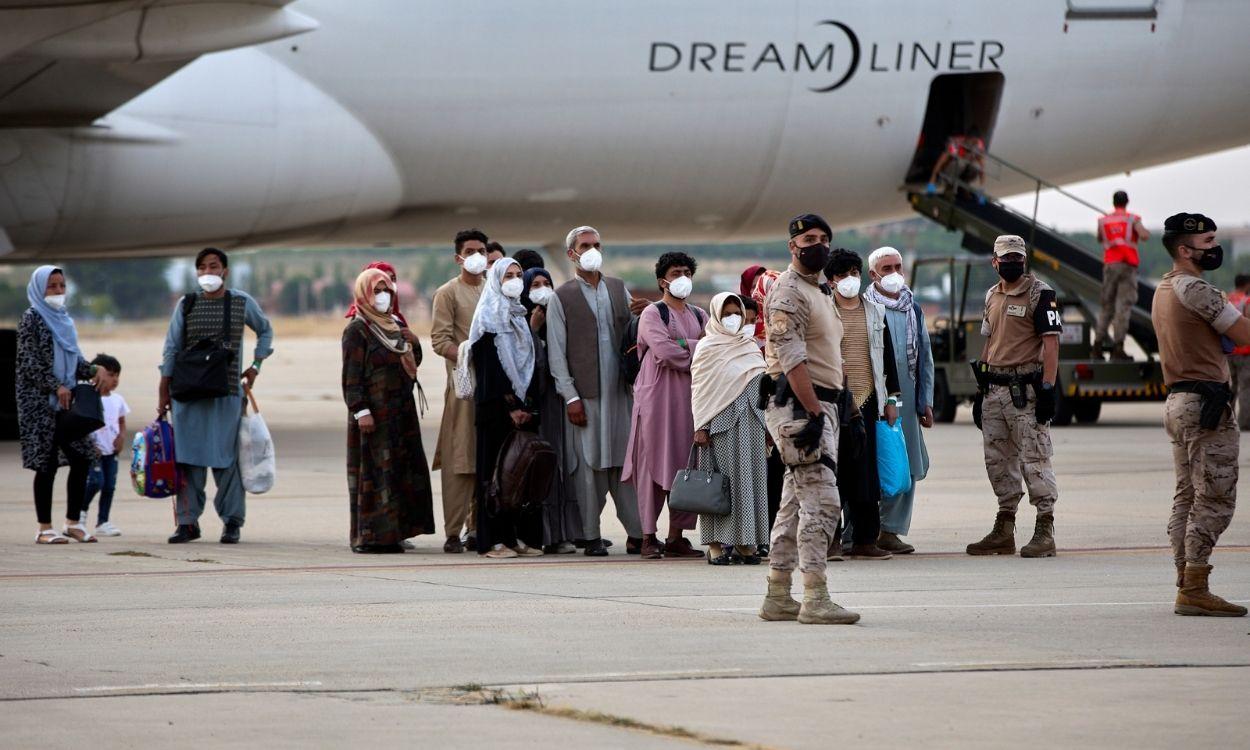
top-left (501, 277), bottom-right (525, 299)
top-left (198, 274), bottom-right (224, 293)
top-left (44, 294), bottom-right (67, 310)
top-left (576, 248), bottom-right (603, 273)
top-left (462, 252), bottom-right (488, 275)
top-left (373, 291), bottom-right (392, 313)
top-left (667, 275), bottom-right (693, 299)
top-left (721, 314), bottom-right (743, 334)
top-left (836, 276), bottom-right (862, 299)
top-left (529, 286), bottom-right (553, 306)
top-left (879, 272), bottom-right (905, 294)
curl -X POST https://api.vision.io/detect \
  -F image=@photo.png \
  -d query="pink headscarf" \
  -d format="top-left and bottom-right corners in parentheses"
top-left (345, 261), bottom-right (408, 327)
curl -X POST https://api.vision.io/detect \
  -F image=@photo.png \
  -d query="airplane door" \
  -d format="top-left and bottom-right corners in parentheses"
top-left (904, 72), bottom-right (1004, 186)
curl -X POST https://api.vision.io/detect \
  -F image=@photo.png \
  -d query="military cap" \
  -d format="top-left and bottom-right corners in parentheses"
top-left (993, 234), bottom-right (1028, 257)
top-left (1163, 212), bottom-right (1217, 234)
top-left (789, 213), bottom-right (832, 239)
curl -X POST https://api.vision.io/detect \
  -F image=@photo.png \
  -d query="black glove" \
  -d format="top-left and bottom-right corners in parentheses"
top-left (973, 391), bottom-right (984, 431)
top-left (1035, 384), bottom-right (1056, 424)
top-left (793, 411), bottom-right (825, 453)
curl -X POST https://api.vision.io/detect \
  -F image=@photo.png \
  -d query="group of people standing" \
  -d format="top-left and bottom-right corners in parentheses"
top-left (339, 218), bottom-right (938, 600)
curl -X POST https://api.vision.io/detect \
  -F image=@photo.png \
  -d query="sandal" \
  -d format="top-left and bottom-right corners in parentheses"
top-left (36, 529), bottom-right (69, 545)
top-left (63, 524), bottom-right (98, 543)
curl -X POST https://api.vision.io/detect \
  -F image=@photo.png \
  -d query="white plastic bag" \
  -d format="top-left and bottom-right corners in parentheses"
top-left (453, 339), bottom-right (476, 400)
top-left (238, 388), bottom-right (276, 494)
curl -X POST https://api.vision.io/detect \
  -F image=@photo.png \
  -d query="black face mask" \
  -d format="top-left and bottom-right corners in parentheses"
top-left (996, 260), bottom-right (1026, 283)
top-left (1191, 244), bottom-right (1224, 271)
top-left (798, 242), bottom-right (831, 273)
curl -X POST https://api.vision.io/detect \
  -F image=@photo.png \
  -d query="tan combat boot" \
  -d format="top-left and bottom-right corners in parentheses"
top-left (759, 575), bottom-right (801, 621)
top-left (1020, 513), bottom-right (1056, 558)
top-left (1175, 561), bottom-right (1186, 588)
top-left (1175, 563), bottom-right (1248, 617)
top-left (797, 580), bottom-right (861, 625)
top-left (966, 511), bottom-right (1016, 556)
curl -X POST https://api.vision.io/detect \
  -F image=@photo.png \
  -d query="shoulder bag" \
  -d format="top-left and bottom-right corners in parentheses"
top-left (668, 443), bottom-right (731, 516)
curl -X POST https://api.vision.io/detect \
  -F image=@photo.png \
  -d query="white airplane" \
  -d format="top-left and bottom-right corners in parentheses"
top-left (1, 0), bottom-right (1248, 261)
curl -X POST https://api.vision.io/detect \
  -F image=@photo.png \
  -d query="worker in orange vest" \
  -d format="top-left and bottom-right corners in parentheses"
top-left (1093, 191), bottom-right (1149, 360)
top-left (1228, 274), bottom-right (1250, 430)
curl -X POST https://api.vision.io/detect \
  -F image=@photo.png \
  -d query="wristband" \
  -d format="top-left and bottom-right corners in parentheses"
top-left (886, 396), bottom-right (899, 406)
top-left (251, 360), bottom-right (263, 372)
top-left (354, 408), bottom-right (371, 420)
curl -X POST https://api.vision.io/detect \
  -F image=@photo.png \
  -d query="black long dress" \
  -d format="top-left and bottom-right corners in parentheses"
top-left (472, 333), bottom-right (543, 553)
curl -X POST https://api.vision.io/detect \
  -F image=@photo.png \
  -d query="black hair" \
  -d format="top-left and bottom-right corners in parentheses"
top-left (513, 248), bottom-right (545, 271)
top-left (453, 228), bottom-right (489, 253)
top-left (91, 353), bottom-right (121, 374)
top-left (1162, 232), bottom-right (1184, 259)
top-left (655, 251), bottom-right (698, 279)
top-left (485, 240), bottom-right (505, 256)
top-left (1236, 274), bottom-right (1250, 289)
top-left (824, 247), bottom-right (863, 280)
top-left (741, 297), bottom-right (759, 313)
top-left (1113, 190), bottom-right (1129, 208)
top-left (195, 247), bottom-right (228, 268)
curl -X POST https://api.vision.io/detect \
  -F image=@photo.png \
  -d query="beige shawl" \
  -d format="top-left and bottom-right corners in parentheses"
top-left (691, 292), bottom-right (766, 429)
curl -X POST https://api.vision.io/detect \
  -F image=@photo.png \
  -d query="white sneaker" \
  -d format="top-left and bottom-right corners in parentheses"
top-left (400, 538), bottom-right (416, 550)
top-left (94, 522), bottom-right (122, 537)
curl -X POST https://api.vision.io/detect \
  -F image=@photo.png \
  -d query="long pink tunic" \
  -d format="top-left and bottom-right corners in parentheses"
top-left (623, 302), bottom-right (706, 534)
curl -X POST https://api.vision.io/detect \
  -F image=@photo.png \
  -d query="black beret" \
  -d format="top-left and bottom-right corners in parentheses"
top-left (789, 213), bottom-right (832, 239)
top-left (1163, 212), bottom-right (1217, 234)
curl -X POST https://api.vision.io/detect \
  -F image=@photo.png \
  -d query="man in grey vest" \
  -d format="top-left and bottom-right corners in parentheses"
top-left (547, 226), bottom-right (645, 556)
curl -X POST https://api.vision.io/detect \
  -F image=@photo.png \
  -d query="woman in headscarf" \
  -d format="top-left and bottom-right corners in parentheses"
top-left (521, 266), bottom-right (582, 554)
top-left (342, 268), bottom-right (435, 553)
top-left (748, 267), bottom-right (783, 554)
top-left (16, 266), bottom-right (104, 544)
top-left (691, 293), bottom-right (770, 565)
top-left (345, 261), bottom-right (409, 327)
top-left (470, 258), bottom-right (543, 559)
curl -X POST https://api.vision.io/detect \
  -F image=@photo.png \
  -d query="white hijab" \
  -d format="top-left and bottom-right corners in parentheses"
top-left (691, 292), bottom-right (766, 429)
top-left (468, 258), bottom-right (535, 399)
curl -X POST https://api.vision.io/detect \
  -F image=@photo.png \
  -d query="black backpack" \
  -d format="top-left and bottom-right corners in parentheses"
top-left (170, 291), bottom-right (234, 402)
top-left (619, 302), bottom-right (705, 386)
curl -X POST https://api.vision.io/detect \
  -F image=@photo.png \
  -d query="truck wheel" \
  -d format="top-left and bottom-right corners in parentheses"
top-left (1052, 386), bottom-right (1074, 427)
top-left (932, 370), bottom-right (957, 423)
top-left (1074, 398), bottom-right (1102, 424)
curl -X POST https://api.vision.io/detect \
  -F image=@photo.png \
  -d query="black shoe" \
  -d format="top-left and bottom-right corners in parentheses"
top-left (575, 538), bottom-right (613, 550)
top-left (709, 550), bottom-right (743, 566)
top-left (444, 536), bottom-right (464, 554)
top-left (220, 522), bottom-right (241, 544)
top-left (167, 524), bottom-right (200, 544)
top-left (463, 534), bottom-right (477, 552)
top-left (757, 544), bottom-right (770, 559)
top-left (583, 538), bottom-right (609, 557)
top-left (625, 536), bottom-right (643, 555)
top-left (352, 543), bottom-right (405, 554)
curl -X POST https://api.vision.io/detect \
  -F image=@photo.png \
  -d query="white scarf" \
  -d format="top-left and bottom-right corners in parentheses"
top-left (865, 283), bottom-right (918, 377)
top-left (467, 259), bottom-right (535, 399)
top-left (691, 292), bottom-right (766, 429)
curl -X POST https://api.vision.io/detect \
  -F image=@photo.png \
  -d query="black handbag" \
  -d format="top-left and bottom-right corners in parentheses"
top-left (668, 443), bottom-right (731, 516)
top-left (171, 291), bottom-right (233, 402)
top-left (56, 383), bottom-right (104, 442)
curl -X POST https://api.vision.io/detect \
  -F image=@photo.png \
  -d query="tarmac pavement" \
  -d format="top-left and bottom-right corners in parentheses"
top-left (1, 335), bottom-right (1247, 748)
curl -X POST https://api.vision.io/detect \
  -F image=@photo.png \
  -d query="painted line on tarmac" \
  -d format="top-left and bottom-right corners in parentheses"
top-left (1, 545), bottom-right (1246, 581)
top-left (706, 599), bottom-right (1250, 612)
top-left (73, 681), bottom-right (323, 693)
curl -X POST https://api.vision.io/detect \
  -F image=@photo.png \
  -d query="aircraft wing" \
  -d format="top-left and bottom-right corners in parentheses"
top-left (0, 0), bottom-right (317, 127)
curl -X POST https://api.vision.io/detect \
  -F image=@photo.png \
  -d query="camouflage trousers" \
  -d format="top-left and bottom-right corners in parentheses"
top-left (765, 399), bottom-right (841, 578)
top-left (981, 385), bottom-right (1058, 514)
top-left (1228, 355), bottom-right (1250, 431)
top-left (1164, 392), bottom-right (1238, 565)
top-left (1095, 262), bottom-right (1137, 349)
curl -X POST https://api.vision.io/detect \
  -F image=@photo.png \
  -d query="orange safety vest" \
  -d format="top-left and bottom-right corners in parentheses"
top-left (947, 136), bottom-right (985, 160)
top-left (1098, 209), bottom-right (1141, 267)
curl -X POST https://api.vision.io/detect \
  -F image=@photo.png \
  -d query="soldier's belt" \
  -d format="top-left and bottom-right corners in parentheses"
top-left (984, 370), bottom-right (1042, 387)
top-left (813, 385), bottom-right (844, 404)
top-left (1169, 380), bottom-right (1233, 430)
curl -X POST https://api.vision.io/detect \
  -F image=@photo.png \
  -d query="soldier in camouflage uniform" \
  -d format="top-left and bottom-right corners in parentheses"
top-left (758, 214), bottom-right (859, 626)
top-left (967, 235), bottom-right (1063, 558)
top-left (1152, 212), bottom-right (1248, 617)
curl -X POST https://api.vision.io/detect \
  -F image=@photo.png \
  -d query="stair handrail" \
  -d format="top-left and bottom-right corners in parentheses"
top-left (969, 147), bottom-right (1108, 217)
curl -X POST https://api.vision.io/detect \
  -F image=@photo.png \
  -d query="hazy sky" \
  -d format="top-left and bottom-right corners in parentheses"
top-left (1001, 144), bottom-right (1250, 234)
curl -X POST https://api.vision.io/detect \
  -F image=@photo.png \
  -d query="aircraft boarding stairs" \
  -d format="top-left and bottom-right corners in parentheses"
top-left (907, 150), bottom-right (1159, 357)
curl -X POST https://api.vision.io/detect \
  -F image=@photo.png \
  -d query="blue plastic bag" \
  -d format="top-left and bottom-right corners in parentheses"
top-left (876, 419), bottom-right (912, 498)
